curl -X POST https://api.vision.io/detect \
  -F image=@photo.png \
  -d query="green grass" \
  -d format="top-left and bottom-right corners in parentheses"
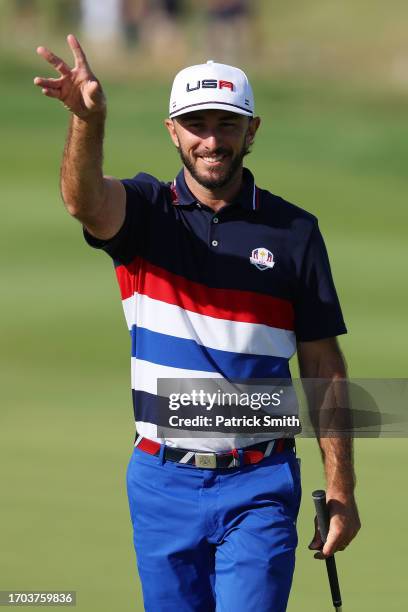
top-left (1, 61), bottom-right (407, 611)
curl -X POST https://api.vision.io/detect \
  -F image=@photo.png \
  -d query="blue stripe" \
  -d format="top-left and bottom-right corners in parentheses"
top-left (131, 325), bottom-right (290, 379)
top-left (131, 391), bottom-right (299, 437)
top-left (132, 390), bottom-right (161, 426)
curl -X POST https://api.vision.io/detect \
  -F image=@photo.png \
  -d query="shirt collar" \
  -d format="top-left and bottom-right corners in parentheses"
top-left (172, 167), bottom-right (257, 211)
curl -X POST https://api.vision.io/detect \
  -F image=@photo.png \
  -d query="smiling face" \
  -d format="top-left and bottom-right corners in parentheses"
top-left (165, 110), bottom-right (260, 191)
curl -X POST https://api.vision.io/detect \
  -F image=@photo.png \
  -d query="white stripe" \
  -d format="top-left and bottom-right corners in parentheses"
top-left (264, 440), bottom-right (275, 457)
top-left (135, 421), bottom-right (284, 452)
top-left (252, 183), bottom-right (256, 210)
top-left (179, 451), bottom-right (195, 464)
top-left (134, 435), bottom-right (143, 448)
top-left (123, 293), bottom-right (296, 359)
top-left (131, 359), bottom-right (297, 399)
top-left (135, 422), bottom-right (159, 442)
top-left (131, 358), bottom-right (223, 395)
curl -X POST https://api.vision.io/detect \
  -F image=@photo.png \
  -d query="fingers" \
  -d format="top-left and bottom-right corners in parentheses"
top-left (309, 515), bottom-right (344, 560)
top-left (308, 536), bottom-right (323, 551)
top-left (319, 525), bottom-right (348, 558)
top-left (67, 34), bottom-right (89, 69)
top-left (321, 542), bottom-right (345, 558)
top-left (33, 76), bottom-right (62, 90)
top-left (308, 518), bottom-right (323, 551)
top-left (310, 498), bottom-right (361, 560)
top-left (312, 528), bottom-right (339, 559)
top-left (314, 551), bottom-right (329, 560)
top-left (36, 46), bottom-right (71, 76)
top-left (41, 88), bottom-right (62, 100)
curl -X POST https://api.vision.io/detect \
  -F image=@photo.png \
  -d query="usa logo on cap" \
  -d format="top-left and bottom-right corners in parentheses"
top-left (169, 60), bottom-right (255, 119)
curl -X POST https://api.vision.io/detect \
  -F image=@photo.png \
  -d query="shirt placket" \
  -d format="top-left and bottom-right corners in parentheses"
top-left (209, 212), bottom-right (221, 250)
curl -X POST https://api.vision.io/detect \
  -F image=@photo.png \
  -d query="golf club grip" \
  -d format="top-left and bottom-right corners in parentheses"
top-left (312, 490), bottom-right (343, 609)
top-left (312, 489), bottom-right (330, 542)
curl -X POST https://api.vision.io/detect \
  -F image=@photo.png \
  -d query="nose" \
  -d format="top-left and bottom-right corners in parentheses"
top-left (201, 130), bottom-right (223, 151)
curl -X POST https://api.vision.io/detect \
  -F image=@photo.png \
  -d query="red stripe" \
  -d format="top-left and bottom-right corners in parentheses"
top-left (275, 438), bottom-right (285, 453)
top-left (243, 450), bottom-right (264, 464)
top-left (115, 257), bottom-right (294, 330)
top-left (170, 182), bottom-right (179, 204)
top-left (138, 437), bottom-right (161, 455)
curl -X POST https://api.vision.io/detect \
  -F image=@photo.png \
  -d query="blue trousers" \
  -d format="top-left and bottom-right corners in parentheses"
top-left (127, 445), bottom-right (301, 612)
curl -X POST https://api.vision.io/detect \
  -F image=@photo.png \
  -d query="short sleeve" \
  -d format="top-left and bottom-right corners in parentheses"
top-left (294, 222), bottom-right (347, 342)
top-left (83, 173), bottom-right (162, 264)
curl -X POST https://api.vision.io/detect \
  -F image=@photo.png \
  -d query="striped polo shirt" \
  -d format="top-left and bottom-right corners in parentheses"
top-left (84, 167), bottom-right (346, 451)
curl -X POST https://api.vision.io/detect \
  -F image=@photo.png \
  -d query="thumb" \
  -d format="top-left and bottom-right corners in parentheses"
top-left (309, 517), bottom-right (323, 550)
top-left (86, 79), bottom-right (101, 101)
top-left (83, 79), bottom-right (105, 110)
top-left (322, 527), bottom-right (338, 557)
top-left (309, 532), bottom-right (323, 550)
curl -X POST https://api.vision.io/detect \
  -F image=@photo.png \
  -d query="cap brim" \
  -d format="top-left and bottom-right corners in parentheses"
top-left (169, 101), bottom-right (253, 118)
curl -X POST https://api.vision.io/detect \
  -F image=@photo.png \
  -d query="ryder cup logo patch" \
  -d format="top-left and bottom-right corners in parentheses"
top-left (250, 247), bottom-right (275, 271)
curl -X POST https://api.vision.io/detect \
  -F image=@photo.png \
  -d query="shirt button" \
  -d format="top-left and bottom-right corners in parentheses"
top-left (212, 240), bottom-right (219, 247)
top-left (213, 217), bottom-right (219, 224)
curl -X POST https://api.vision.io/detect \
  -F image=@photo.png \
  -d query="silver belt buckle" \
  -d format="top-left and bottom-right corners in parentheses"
top-left (195, 452), bottom-right (217, 469)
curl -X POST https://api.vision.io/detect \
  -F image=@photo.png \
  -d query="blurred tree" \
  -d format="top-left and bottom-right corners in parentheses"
top-left (36, 0), bottom-right (80, 30)
top-left (203, 0), bottom-right (255, 64)
top-left (161, 0), bottom-right (184, 18)
top-left (7, 0), bottom-right (79, 42)
top-left (11, 0), bottom-right (38, 34)
top-left (121, 0), bottom-right (147, 48)
top-left (57, 0), bottom-right (81, 29)
top-left (142, 0), bottom-right (187, 65)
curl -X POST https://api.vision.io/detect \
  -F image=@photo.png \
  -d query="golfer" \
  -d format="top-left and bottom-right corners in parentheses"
top-left (34, 34), bottom-right (361, 612)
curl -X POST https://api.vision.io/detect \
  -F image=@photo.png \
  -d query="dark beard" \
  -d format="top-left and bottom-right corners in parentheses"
top-left (178, 142), bottom-right (250, 190)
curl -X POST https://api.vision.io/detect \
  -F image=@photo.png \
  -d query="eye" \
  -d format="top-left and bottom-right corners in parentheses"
top-left (186, 121), bottom-right (204, 129)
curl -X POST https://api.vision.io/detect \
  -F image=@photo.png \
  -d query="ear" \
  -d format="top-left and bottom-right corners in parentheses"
top-left (164, 118), bottom-right (180, 148)
top-left (246, 116), bottom-right (261, 147)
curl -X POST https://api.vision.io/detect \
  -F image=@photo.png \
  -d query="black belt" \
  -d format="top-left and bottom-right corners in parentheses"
top-left (134, 436), bottom-right (295, 469)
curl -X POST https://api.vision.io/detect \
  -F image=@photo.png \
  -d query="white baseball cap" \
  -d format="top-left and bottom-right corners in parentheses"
top-left (169, 60), bottom-right (255, 119)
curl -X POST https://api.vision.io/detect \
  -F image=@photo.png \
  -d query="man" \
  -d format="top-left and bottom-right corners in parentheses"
top-left (34, 35), bottom-right (360, 611)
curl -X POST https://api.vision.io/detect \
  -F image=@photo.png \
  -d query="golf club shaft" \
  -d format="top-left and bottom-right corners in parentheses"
top-left (312, 490), bottom-right (343, 610)
top-left (325, 555), bottom-right (342, 608)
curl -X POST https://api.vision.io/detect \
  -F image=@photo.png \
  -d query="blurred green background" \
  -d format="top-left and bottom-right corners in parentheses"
top-left (1, 1), bottom-right (407, 610)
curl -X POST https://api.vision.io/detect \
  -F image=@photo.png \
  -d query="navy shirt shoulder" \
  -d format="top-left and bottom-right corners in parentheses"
top-left (83, 172), bottom-right (169, 264)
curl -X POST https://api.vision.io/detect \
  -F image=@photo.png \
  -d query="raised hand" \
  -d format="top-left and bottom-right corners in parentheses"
top-left (34, 34), bottom-right (106, 119)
